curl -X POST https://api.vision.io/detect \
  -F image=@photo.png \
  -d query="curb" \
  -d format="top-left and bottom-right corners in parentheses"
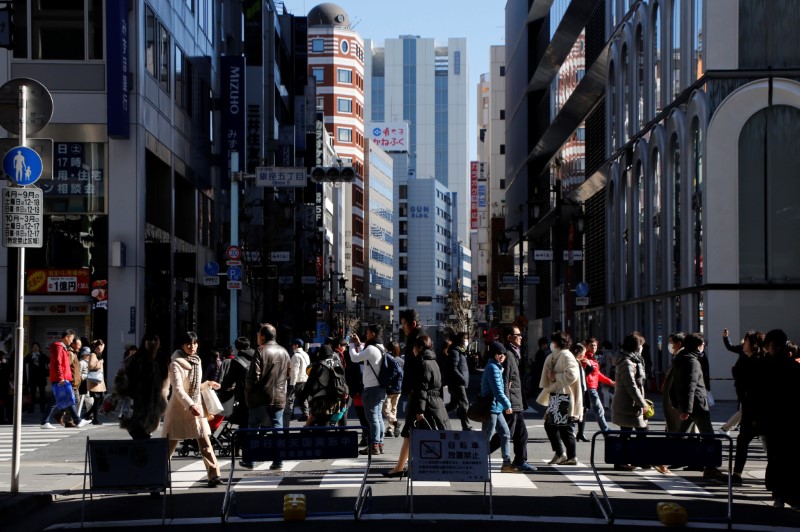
top-left (0, 492), bottom-right (54, 522)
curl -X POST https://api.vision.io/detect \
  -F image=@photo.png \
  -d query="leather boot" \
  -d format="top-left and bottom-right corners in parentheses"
top-left (359, 444), bottom-right (380, 455)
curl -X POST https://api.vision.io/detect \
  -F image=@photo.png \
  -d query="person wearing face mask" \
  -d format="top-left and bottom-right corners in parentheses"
top-left (443, 331), bottom-right (472, 431)
top-left (610, 331), bottom-right (650, 471)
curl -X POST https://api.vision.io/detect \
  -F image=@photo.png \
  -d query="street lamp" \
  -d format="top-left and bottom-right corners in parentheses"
top-left (497, 223), bottom-right (526, 319)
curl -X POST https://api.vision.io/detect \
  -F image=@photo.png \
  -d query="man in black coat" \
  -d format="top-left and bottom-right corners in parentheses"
top-left (489, 325), bottom-right (536, 472)
top-left (217, 336), bottom-right (254, 427)
top-left (443, 331), bottom-right (472, 430)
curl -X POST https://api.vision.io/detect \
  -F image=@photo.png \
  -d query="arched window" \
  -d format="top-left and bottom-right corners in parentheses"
top-left (652, 148), bottom-right (663, 294)
top-left (636, 160), bottom-right (646, 295)
top-left (672, 0), bottom-right (682, 100)
top-left (622, 44), bottom-right (630, 142)
top-left (652, 2), bottom-right (662, 113)
top-left (738, 105), bottom-right (800, 281)
top-left (624, 167), bottom-right (633, 299)
top-left (671, 134), bottom-right (681, 290)
top-left (609, 61), bottom-right (617, 152)
top-left (608, 181), bottom-right (617, 302)
top-left (636, 25), bottom-right (645, 129)
top-left (691, 118), bottom-right (703, 285)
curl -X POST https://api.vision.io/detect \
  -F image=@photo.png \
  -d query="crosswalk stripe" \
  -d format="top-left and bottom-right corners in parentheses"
top-left (229, 461), bottom-right (300, 491)
top-left (320, 467), bottom-right (366, 489)
top-left (489, 458), bottom-right (537, 489)
top-left (170, 459), bottom-right (232, 490)
top-left (633, 469), bottom-right (712, 496)
top-left (543, 460), bottom-right (625, 492)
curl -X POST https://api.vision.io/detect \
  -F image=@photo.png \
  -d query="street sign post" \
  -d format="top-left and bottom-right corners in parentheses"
top-left (255, 166), bottom-right (308, 187)
top-left (0, 138), bottom-right (52, 181)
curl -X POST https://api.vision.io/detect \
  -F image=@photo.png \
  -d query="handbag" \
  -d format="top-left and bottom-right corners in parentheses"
top-left (87, 370), bottom-right (103, 383)
top-left (466, 394), bottom-right (493, 423)
top-left (53, 381), bottom-right (76, 409)
top-left (201, 387), bottom-right (224, 416)
top-left (545, 393), bottom-right (571, 426)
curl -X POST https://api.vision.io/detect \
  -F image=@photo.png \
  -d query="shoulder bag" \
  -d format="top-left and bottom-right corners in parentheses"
top-left (467, 393), bottom-right (493, 423)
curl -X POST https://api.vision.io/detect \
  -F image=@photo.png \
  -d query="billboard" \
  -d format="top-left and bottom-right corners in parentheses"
top-left (369, 122), bottom-right (409, 152)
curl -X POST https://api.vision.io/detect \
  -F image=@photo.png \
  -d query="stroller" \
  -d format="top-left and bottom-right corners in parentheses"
top-left (178, 413), bottom-right (237, 457)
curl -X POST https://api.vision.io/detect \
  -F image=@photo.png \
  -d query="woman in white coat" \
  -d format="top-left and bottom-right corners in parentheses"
top-left (161, 331), bottom-right (222, 487)
top-left (537, 331), bottom-right (583, 466)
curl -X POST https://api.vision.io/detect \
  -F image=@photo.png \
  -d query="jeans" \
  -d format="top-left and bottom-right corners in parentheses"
top-left (483, 411), bottom-right (511, 463)
top-left (489, 411), bottom-right (528, 465)
top-left (361, 386), bottom-right (387, 445)
top-left (586, 388), bottom-right (610, 432)
top-left (247, 405), bottom-right (284, 467)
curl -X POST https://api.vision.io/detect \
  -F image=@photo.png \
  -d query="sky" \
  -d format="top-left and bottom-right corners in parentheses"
top-left (282, 0), bottom-right (507, 161)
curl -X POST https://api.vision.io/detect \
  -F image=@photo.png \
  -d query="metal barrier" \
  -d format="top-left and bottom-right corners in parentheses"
top-left (220, 425), bottom-right (371, 522)
top-left (82, 438), bottom-right (172, 526)
top-left (589, 430), bottom-right (733, 528)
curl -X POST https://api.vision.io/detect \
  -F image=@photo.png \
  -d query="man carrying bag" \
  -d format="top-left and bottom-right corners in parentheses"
top-left (41, 330), bottom-right (90, 429)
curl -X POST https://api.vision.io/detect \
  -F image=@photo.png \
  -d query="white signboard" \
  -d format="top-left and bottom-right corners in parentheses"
top-left (563, 250), bottom-right (584, 261)
top-left (410, 429), bottom-right (488, 482)
top-left (255, 167), bottom-right (308, 188)
top-left (270, 251), bottom-right (290, 262)
top-left (227, 281), bottom-right (241, 290)
top-left (576, 296), bottom-right (590, 306)
top-left (203, 276), bottom-right (220, 286)
top-left (369, 121), bottom-right (409, 152)
top-left (3, 187), bottom-right (43, 248)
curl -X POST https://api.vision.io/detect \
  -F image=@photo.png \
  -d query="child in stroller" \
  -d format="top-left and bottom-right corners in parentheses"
top-left (178, 414), bottom-right (236, 457)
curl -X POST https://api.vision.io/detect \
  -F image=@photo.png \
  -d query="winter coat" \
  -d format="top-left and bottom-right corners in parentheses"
top-left (537, 348), bottom-right (583, 420)
top-left (669, 349), bottom-right (709, 415)
top-left (736, 350), bottom-right (763, 433)
top-left (48, 341), bottom-right (72, 383)
top-left (245, 341), bottom-right (291, 408)
top-left (290, 348), bottom-right (310, 385)
top-left (583, 354), bottom-right (613, 390)
top-left (661, 352), bottom-right (683, 433)
top-left (401, 326), bottom-right (424, 396)
top-left (350, 342), bottom-right (383, 389)
top-left (611, 349), bottom-right (648, 429)
top-left (443, 345), bottom-right (470, 388)
top-left (87, 353), bottom-right (106, 393)
top-left (343, 347), bottom-right (364, 395)
top-left (481, 357), bottom-right (511, 413)
top-left (24, 351), bottom-right (48, 388)
top-left (216, 348), bottom-right (253, 425)
top-left (161, 350), bottom-right (213, 440)
top-left (503, 344), bottom-right (526, 412)
top-left (114, 349), bottom-right (169, 436)
top-left (406, 348), bottom-right (450, 429)
top-left (296, 353), bottom-right (346, 415)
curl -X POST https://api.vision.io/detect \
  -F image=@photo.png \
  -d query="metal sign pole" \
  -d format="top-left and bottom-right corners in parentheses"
top-left (10, 84), bottom-right (28, 494)
top-left (229, 151), bottom-right (239, 346)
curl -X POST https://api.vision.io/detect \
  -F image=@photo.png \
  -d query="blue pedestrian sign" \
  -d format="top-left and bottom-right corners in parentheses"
top-left (575, 282), bottom-right (590, 298)
top-left (3, 146), bottom-right (43, 185)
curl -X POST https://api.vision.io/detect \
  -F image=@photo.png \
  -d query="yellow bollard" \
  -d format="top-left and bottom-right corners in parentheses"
top-left (656, 501), bottom-right (688, 526)
top-left (283, 493), bottom-right (307, 521)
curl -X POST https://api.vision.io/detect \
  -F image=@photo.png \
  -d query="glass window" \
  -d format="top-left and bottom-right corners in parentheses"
top-left (622, 44), bottom-right (630, 142)
top-left (337, 128), bottom-right (352, 142)
top-left (399, 185), bottom-right (407, 199)
top-left (46, 142), bottom-right (106, 214)
top-left (672, 0), bottom-right (682, 100)
top-left (316, 96), bottom-right (324, 110)
top-left (692, 119), bottom-right (703, 285)
top-left (312, 67), bottom-right (324, 82)
top-left (454, 50), bottom-right (461, 74)
top-left (337, 98), bottom-right (352, 113)
top-left (175, 46), bottom-right (185, 109)
top-left (692, 0), bottom-right (703, 81)
top-left (653, 3), bottom-right (662, 113)
top-left (671, 135), bottom-right (681, 290)
top-left (340, 40), bottom-right (349, 54)
top-left (27, 0), bottom-right (103, 60)
top-left (145, 6), bottom-right (156, 77)
top-left (337, 68), bottom-right (353, 83)
top-left (159, 23), bottom-right (170, 94)
top-left (653, 149), bottom-right (663, 292)
top-left (636, 25), bottom-right (645, 129)
top-left (312, 39), bottom-right (324, 52)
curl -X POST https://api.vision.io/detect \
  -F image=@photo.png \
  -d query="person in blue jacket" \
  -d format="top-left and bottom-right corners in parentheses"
top-left (481, 341), bottom-right (515, 472)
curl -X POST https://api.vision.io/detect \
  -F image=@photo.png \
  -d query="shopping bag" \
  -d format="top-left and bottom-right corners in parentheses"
top-left (201, 387), bottom-right (224, 415)
top-left (53, 381), bottom-right (76, 409)
top-left (87, 370), bottom-right (104, 383)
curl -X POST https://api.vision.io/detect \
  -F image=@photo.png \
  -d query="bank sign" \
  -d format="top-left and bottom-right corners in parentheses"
top-left (221, 55), bottom-right (246, 179)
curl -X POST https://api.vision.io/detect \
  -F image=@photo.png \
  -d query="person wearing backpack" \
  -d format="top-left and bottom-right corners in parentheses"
top-left (296, 345), bottom-right (349, 426)
top-left (350, 324), bottom-right (387, 455)
top-left (217, 336), bottom-right (254, 427)
top-left (443, 331), bottom-right (472, 431)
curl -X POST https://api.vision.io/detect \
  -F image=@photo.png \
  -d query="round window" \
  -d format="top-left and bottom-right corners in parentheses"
top-left (340, 40), bottom-right (349, 54)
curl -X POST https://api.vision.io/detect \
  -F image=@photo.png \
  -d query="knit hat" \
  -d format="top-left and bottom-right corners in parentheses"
top-left (293, 338), bottom-right (304, 348)
top-left (488, 341), bottom-right (507, 358)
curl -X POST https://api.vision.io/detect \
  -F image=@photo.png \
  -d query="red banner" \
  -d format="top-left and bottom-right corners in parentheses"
top-left (26, 268), bottom-right (91, 295)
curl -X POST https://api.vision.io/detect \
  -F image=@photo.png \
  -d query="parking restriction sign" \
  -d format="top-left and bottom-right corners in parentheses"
top-left (3, 187), bottom-right (43, 248)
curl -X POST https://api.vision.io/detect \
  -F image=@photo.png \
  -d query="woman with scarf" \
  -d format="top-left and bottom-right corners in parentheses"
top-left (161, 331), bottom-right (222, 487)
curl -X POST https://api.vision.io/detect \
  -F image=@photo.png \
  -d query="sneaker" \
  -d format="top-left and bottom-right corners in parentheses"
top-left (41, 423), bottom-right (56, 430)
top-left (559, 457), bottom-right (578, 466)
top-left (269, 462), bottom-right (283, 471)
top-left (548, 453), bottom-right (566, 465)
top-left (614, 464), bottom-right (637, 471)
top-left (731, 473), bottom-right (743, 485)
top-left (76, 419), bottom-right (91, 428)
top-left (515, 462), bottom-right (537, 472)
top-left (238, 461), bottom-right (254, 469)
top-left (717, 428), bottom-right (730, 436)
top-left (384, 429), bottom-right (394, 438)
top-left (500, 462), bottom-right (517, 473)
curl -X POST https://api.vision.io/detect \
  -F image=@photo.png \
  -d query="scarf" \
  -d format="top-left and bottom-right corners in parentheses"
top-left (184, 352), bottom-right (202, 404)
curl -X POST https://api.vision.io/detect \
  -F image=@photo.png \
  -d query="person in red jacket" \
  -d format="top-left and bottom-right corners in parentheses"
top-left (576, 337), bottom-right (614, 440)
top-left (41, 329), bottom-right (90, 429)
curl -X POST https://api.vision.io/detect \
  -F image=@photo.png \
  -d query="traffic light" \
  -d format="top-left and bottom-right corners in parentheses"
top-left (0, 5), bottom-right (14, 50)
top-left (381, 304), bottom-right (394, 311)
top-left (309, 166), bottom-right (356, 183)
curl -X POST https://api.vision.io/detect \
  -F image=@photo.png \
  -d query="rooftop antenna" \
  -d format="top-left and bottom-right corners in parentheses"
top-left (350, 16), bottom-right (361, 29)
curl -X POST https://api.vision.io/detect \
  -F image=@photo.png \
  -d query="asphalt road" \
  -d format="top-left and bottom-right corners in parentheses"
top-left (1, 398), bottom-right (799, 531)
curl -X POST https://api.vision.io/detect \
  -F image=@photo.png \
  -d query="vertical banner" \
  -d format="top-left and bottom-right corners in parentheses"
top-left (105, 0), bottom-right (129, 138)
top-left (221, 55), bottom-right (246, 179)
top-left (470, 161), bottom-right (478, 230)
